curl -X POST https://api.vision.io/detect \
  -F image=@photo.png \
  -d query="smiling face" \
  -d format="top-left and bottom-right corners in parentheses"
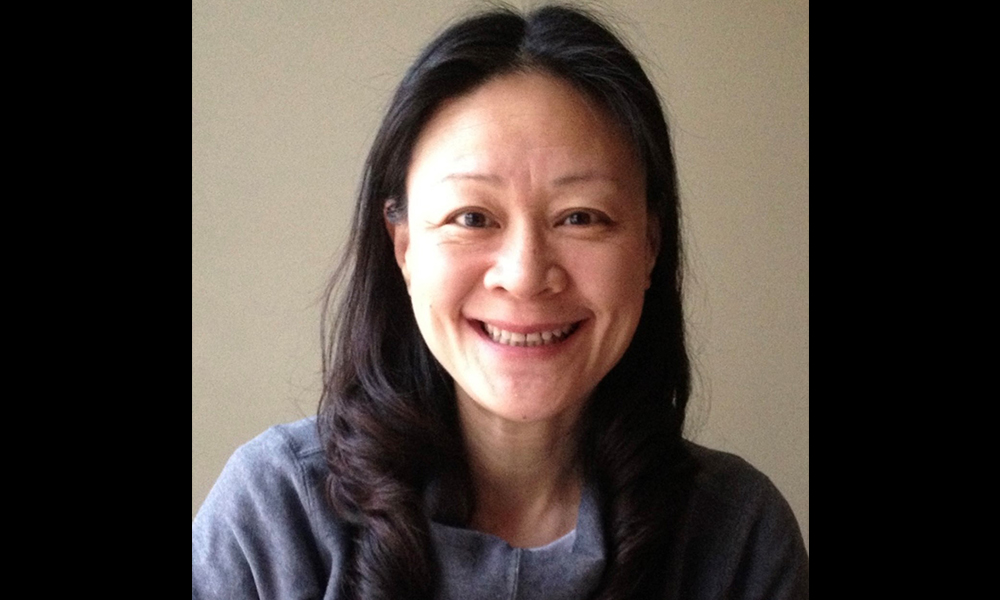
top-left (389, 71), bottom-right (657, 428)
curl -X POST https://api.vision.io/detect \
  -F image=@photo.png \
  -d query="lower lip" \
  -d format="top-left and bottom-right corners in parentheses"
top-left (470, 320), bottom-right (585, 356)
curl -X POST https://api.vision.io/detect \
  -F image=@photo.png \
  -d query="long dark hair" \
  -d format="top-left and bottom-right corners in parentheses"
top-left (319, 5), bottom-right (694, 599)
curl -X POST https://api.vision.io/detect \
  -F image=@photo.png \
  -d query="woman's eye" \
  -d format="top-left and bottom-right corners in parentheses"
top-left (562, 211), bottom-right (606, 226)
top-left (455, 211), bottom-right (493, 228)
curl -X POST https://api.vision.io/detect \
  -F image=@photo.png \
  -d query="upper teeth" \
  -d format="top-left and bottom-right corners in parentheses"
top-left (482, 323), bottom-right (576, 347)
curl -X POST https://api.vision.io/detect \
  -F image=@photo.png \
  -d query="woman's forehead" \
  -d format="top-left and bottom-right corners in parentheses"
top-left (407, 72), bottom-right (643, 191)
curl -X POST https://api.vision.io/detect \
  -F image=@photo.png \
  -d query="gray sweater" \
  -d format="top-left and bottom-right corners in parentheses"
top-left (192, 417), bottom-right (808, 599)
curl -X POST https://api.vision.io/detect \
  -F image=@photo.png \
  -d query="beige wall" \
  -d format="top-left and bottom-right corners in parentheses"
top-left (192, 0), bottom-right (809, 551)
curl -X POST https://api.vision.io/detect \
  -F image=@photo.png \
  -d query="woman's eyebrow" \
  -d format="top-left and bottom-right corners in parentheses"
top-left (551, 172), bottom-right (622, 188)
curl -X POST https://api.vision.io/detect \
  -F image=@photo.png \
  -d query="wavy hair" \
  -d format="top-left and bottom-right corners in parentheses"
top-left (319, 5), bottom-right (695, 598)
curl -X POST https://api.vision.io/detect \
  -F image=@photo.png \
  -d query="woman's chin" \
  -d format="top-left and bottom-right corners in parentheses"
top-left (454, 382), bottom-right (590, 427)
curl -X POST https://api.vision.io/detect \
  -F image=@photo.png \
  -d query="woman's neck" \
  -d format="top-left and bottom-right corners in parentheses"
top-left (456, 388), bottom-right (585, 547)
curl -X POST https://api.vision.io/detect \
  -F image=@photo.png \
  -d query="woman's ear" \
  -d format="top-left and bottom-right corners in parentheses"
top-left (384, 199), bottom-right (411, 290)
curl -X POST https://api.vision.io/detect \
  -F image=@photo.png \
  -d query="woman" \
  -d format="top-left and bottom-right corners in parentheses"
top-left (193, 5), bottom-right (808, 599)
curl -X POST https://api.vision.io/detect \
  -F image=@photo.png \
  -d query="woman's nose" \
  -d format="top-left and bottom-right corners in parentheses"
top-left (483, 224), bottom-right (567, 298)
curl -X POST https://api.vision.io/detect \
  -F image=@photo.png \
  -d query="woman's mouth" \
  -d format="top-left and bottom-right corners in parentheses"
top-left (479, 321), bottom-right (581, 347)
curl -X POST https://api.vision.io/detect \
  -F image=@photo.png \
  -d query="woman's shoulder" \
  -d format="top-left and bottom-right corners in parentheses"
top-left (200, 417), bottom-right (329, 516)
top-left (683, 440), bottom-right (787, 506)
top-left (193, 416), bottom-right (347, 600)
top-left (675, 440), bottom-right (809, 599)
top-left (234, 416), bottom-right (326, 470)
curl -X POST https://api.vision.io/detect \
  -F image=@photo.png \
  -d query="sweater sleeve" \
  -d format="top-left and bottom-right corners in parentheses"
top-left (675, 446), bottom-right (809, 600)
top-left (192, 422), bottom-right (345, 600)
top-left (726, 474), bottom-right (809, 599)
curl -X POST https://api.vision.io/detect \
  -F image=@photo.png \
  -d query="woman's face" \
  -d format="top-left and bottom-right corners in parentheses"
top-left (389, 71), bottom-right (656, 427)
